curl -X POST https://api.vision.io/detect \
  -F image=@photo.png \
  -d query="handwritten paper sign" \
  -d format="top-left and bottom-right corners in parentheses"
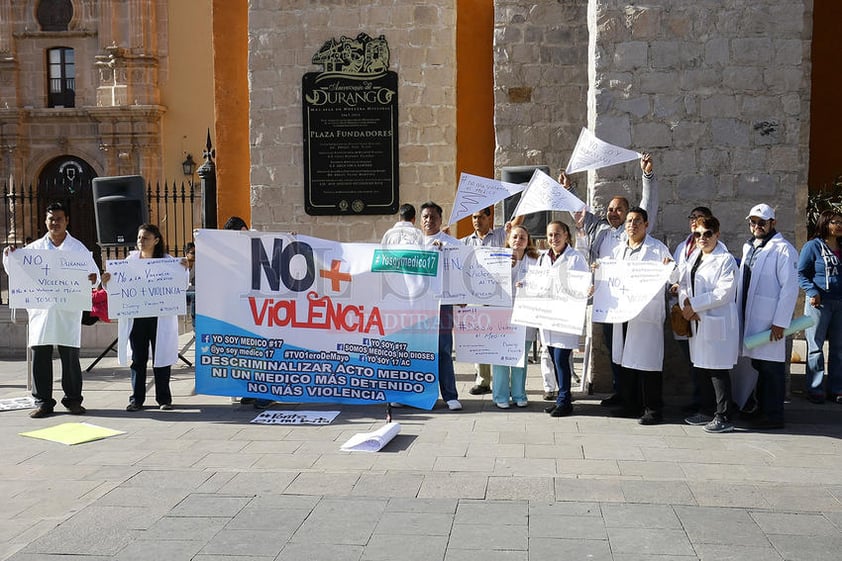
top-left (6, 249), bottom-right (93, 310)
top-left (446, 172), bottom-right (525, 225)
top-left (454, 306), bottom-right (527, 367)
top-left (250, 410), bottom-right (340, 425)
top-left (565, 128), bottom-right (642, 175)
top-left (438, 246), bottom-right (513, 306)
top-left (511, 265), bottom-right (591, 335)
top-left (509, 168), bottom-right (587, 219)
top-left (591, 259), bottom-right (673, 323)
top-left (105, 257), bottom-right (187, 318)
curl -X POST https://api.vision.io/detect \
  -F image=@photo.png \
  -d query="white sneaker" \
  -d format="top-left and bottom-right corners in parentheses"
top-left (446, 399), bottom-right (462, 411)
top-left (495, 401), bottom-right (510, 409)
top-left (515, 400), bottom-right (528, 408)
top-left (389, 402), bottom-right (404, 408)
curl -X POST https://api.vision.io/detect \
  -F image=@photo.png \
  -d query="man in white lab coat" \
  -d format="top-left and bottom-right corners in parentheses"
top-left (737, 203), bottom-right (798, 429)
top-left (2, 202), bottom-right (99, 418)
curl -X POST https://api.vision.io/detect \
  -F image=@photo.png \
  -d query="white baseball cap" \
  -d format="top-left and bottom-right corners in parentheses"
top-left (746, 203), bottom-right (775, 221)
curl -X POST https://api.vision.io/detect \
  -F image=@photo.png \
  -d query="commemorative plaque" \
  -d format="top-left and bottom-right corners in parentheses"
top-left (302, 33), bottom-right (399, 215)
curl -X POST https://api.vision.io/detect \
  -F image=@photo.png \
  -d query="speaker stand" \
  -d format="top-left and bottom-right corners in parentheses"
top-left (86, 337), bottom-right (193, 371)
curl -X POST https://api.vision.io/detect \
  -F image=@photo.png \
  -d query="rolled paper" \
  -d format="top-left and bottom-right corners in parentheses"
top-left (743, 314), bottom-right (816, 350)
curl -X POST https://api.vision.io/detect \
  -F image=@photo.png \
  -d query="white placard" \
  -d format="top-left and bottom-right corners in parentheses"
top-left (453, 306), bottom-right (527, 367)
top-left (6, 249), bottom-right (93, 310)
top-left (439, 245), bottom-right (513, 306)
top-left (591, 258), bottom-right (673, 323)
top-left (565, 127), bottom-right (643, 175)
top-left (511, 265), bottom-right (591, 335)
top-left (510, 168), bottom-right (587, 219)
top-left (105, 257), bottom-right (188, 318)
top-left (447, 172), bottom-right (525, 225)
top-left (341, 422), bottom-right (401, 452)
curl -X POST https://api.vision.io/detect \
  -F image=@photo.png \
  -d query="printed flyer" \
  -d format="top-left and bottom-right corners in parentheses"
top-left (194, 230), bottom-right (442, 409)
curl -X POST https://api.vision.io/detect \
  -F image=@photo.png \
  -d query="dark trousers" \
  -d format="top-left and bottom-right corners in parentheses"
top-left (129, 317), bottom-right (172, 406)
top-left (437, 305), bottom-right (458, 402)
top-left (31, 345), bottom-right (83, 409)
top-left (695, 366), bottom-right (733, 420)
top-left (549, 346), bottom-right (573, 407)
top-left (619, 365), bottom-right (663, 417)
top-left (751, 359), bottom-right (785, 423)
top-left (601, 322), bottom-right (622, 392)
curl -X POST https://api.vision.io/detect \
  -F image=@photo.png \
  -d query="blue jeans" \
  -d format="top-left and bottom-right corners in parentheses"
top-left (549, 346), bottom-right (573, 407)
top-left (751, 359), bottom-right (785, 423)
top-left (438, 305), bottom-right (458, 402)
top-left (492, 342), bottom-right (530, 404)
top-left (804, 298), bottom-right (842, 398)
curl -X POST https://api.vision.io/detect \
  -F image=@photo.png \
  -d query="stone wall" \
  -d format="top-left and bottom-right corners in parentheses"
top-left (248, 0), bottom-right (457, 241)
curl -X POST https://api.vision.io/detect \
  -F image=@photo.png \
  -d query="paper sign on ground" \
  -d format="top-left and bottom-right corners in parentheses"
top-left (106, 257), bottom-right (188, 318)
top-left (565, 128), bottom-right (642, 175)
top-left (19, 422), bottom-right (125, 445)
top-left (509, 169), bottom-right (586, 219)
top-left (340, 421), bottom-right (401, 452)
top-left (438, 246), bottom-right (513, 306)
top-left (250, 410), bottom-right (340, 425)
top-left (454, 306), bottom-right (527, 367)
top-left (6, 249), bottom-right (94, 311)
top-left (447, 173), bottom-right (525, 225)
top-left (0, 396), bottom-right (36, 411)
top-left (591, 259), bottom-right (673, 323)
top-left (511, 265), bottom-right (591, 335)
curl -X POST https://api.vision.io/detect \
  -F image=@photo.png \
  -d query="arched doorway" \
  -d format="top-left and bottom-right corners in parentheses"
top-left (38, 155), bottom-right (100, 268)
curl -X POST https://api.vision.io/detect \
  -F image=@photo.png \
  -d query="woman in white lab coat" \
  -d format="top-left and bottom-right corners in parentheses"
top-left (678, 216), bottom-right (739, 433)
top-left (103, 224), bottom-right (187, 411)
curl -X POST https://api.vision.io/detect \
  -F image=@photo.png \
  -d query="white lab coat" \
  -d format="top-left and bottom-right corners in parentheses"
top-left (737, 233), bottom-right (799, 362)
top-left (2, 233), bottom-right (99, 348)
top-left (538, 245), bottom-right (590, 349)
top-left (678, 244), bottom-right (739, 370)
top-left (611, 235), bottom-right (673, 371)
top-left (116, 251), bottom-right (187, 367)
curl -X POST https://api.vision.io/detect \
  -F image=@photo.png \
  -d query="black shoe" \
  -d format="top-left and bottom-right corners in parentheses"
top-left (638, 412), bottom-right (662, 425)
top-left (613, 408), bottom-right (640, 419)
top-left (239, 398), bottom-right (255, 405)
top-left (544, 404), bottom-right (557, 414)
top-left (29, 406), bottom-right (54, 419)
top-left (253, 399), bottom-right (274, 409)
top-left (65, 403), bottom-right (86, 415)
top-left (549, 404), bottom-right (573, 417)
top-left (806, 393), bottom-right (825, 404)
top-left (600, 394), bottom-right (623, 407)
top-left (126, 403), bottom-right (142, 412)
top-left (469, 385), bottom-right (491, 395)
top-left (749, 417), bottom-right (785, 430)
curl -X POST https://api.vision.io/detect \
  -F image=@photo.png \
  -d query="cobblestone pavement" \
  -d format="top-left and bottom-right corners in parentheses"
top-left (1, 339), bottom-right (841, 560)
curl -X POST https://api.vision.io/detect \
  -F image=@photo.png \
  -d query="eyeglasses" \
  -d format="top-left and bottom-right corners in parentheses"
top-left (687, 214), bottom-right (706, 220)
top-left (749, 218), bottom-right (768, 227)
top-left (692, 230), bottom-right (715, 239)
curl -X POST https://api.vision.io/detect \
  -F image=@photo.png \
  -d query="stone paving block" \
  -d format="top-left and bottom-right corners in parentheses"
top-left (455, 500), bottom-right (528, 526)
top-left (290, 513), bottom-right (378, 546)
top-left (194, 471), bottom-right (236, 493)
top-left (485, 476), bottom-right (553, 501)
top-left (528, 513), bottom-right (607, 540)
top-left (607, 527), bottom-right (695, 556)
top-left (239, 440), bottom-right (302, 454)
top-left (750, 511), bottom-right (840, 536)
top-left (200, 528), bottom-right (289, 557)
top-left (134, 450), bottom-right (210, 468)
top-left (498, 429), bottom-right (554, 445)
top-left (361, 534), bottom-right (448, 561)
top-left (444, 549), bottom-right (527, 561)
top-left (555, 458), bottom-right (619, 476)
top-left (687, 482), bottom-right (771, 509)
top-left (406, 442), bottom-right (469, 457)
top-left (416, 474), bottom-right (488, 499)
top-left (581, 443), bottom-right (646, 461)
top-left (554, 478), bottom-right (624, 503)
top-left (96, 486), bottom-right (189, 509)
top-left (621, 480), bottom-right (697, 505)
top-left (673, 505), bottom-right (769, 546)
top-left (449, 523), bottom-right (528, 551)
top-left (365, 453), bottom-right (436, 471)
top-left (385, 497), bottom-right (456, 514)
top-left (527, 537), bottom-right (612, 561)
top-left (216, 471), bottom-right (297, 496)
top-left (766, 533), bottom-right (842, 561)
top-left (313, 453), bottom-right (380, 471)
top-left (373, 511), bottom-right (453, 536)
top-left (167, 494), bottom-right (251, 518)
top-left (138, 516), bottom-right (227, 542)
top-left (225, 506), bottom-right (309, 532)
top-left (528, 501), bottom-right (601, 517)
top-left (466, 443), bottom-right (524, 458)
top-left (694, 543), bottom-right (784, 561)
top-left (349, 473), bottom-right (423, 498)
top-left (275, 542), bottom-right (363, 561)
top-left (191, 452), bottom-right (262, 469)
top-left (433, 456), bottom-right (495, 472)
top-left (247, 494), bottom-right (320, 510)
top-left (113, 538), bottom-right (203, 561)
top-left (250, 453), bottom-right (319, 470)
top-left (760, 485), bottom-right (842, 512)
top-left (680, 463), bottom-right (753, 482)
top-left (284, 472), bottom-right (360, 496)
top-left (493, 457), bottom-right (557, 476)
top-left (601, 503), bottom-right (681, 528)
top-left (824, 510), bottom-right (842, 530)
top-left (181, 438), bottom-right (250, 454)
top-left (612, 555), bottom-right (698, 561)
top-left (7, 554), bottom-right (116, 561)
top-left (618, 459), bottom-right (686, 479)
top-left (524, 444), bottom-right (584, 460)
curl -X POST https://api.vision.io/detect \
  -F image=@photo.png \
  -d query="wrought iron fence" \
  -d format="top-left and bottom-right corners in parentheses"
top-left (1, 178), bottom-right (197, 304)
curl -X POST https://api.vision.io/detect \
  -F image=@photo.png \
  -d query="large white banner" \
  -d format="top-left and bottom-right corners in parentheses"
top-left (6, 249), bottom-right (93, 310)
top-left (453, 306), bottom-right (527, 367)
top-left (105, 257), bottom-right (188, 318)
top-left (447, 172), bottom-right (525, 225)
top-left (510, 169), bottom-right (587, 219)
top-left (591, 259), bottom-right (673, 323)
top-left (194, 231), bottom-right (442, 410)
top-left (438, 245), bottom-right (513, 306)
top-left (565, 128), bottom-right (642, 175)
top-left (511, 264), bottom-right (591, 335)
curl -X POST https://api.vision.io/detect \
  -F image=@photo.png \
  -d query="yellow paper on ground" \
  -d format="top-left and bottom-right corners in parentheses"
top-left (19, 422), bottom-right (125, 445)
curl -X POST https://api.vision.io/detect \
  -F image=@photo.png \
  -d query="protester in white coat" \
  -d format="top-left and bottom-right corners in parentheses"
top-left (737, 203), bottom-right (798, 429)
top-left (678, 217), bottom-right (739, 433)
top-left (2, 202), bottom-right (99, 418)
top-left (103, 224), bottom-right (187, 411)
top-left (609, 207), bottom-right (673, 425)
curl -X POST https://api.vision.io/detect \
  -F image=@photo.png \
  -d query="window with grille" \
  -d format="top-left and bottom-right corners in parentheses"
top-left (47, 47), bottom-right (75, 108)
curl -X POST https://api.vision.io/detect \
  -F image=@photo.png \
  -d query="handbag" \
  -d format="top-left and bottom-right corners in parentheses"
top-left (670, 303), bottom-right (691, 337)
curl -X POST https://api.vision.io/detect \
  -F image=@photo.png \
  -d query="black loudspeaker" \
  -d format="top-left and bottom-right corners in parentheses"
top-left (92, 175), bottom-right (149, 246)
top-left (501, 165), bottom-right (551, 240)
